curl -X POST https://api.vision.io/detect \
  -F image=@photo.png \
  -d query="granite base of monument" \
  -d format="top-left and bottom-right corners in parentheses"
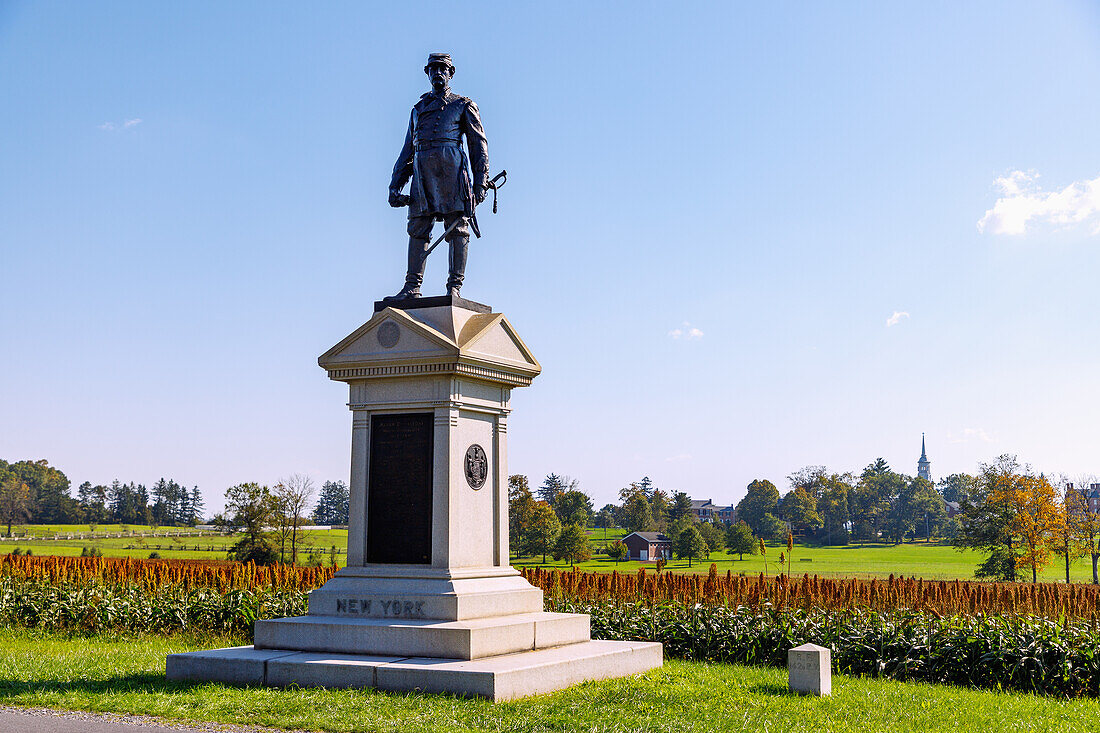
top-left (168, 640), bottom-right (662, 702)
top-left (167, 299), bottom-right (662, 700)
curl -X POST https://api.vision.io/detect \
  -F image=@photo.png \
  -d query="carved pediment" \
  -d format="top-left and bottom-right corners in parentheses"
top-left (319, 306), bottom-right (540, 386)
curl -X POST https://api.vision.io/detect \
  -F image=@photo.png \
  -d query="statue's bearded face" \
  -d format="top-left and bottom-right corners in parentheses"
top-left (427, 64), bottom-right (452, 91)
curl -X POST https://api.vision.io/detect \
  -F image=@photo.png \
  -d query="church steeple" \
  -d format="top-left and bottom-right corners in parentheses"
top-left (917, 433), bottom-right (932, 481)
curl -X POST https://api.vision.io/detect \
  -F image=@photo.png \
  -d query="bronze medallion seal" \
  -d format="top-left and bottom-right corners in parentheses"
top-left (464, 444), bottom-right (488, 489)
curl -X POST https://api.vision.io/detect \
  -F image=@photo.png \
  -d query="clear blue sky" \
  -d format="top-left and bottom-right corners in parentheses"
top-left (3, 1), bottom-right (1099, 513)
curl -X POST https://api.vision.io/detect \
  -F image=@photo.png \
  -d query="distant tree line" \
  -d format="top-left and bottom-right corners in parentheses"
top-left (216, 476), bottom-right (346, 566)
top-left (508, 474), bottom-right (592, 566)
top-left (0, 458), bottom-right (205, 533)
top-left (732, 458), bottom-right (954, 546)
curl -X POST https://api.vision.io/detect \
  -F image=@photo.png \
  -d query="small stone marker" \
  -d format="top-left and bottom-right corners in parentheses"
top-left (788, 643), bottom-right (831, 696)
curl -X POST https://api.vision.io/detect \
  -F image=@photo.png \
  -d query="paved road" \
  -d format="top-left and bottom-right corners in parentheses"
top-left (0, 707), bottom-right (309, 733)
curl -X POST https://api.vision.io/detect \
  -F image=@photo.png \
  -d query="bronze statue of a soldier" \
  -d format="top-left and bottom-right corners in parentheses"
top-left (386, 53), bottom-right (489, 300)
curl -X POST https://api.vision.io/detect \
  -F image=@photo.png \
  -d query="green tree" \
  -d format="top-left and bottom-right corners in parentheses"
top-left (787, 465), bottom-right (827, 496)
top-left (649, 489), bottom-right (670, 532)
top-left (5, 459), bottom-right (79, 523)
top-left (593, 508), bottom-right (615, 530)
top-left (725, 521), bottom-right (757, 560)
top-left (552, 523), bottom-right (592, 566)
top-left (509, 474), bottom-right (530, 501)
top-left (527, 501), bottom-right (561, 563)
top-left (554, 489), bottom-right (593, 527)
top-left (188, 486), bottom-right (205, 525)
top-left (938, 473), bottom-right (976, 504)
top-left (311, 480), bottom-right (349, 525)
top-left (538, 474), bottom-right (576, 506)
top-left (508, 475), bottom-right (537, 557)
top-left (605, 540), bottom-right (628, 562)
top-left (674, 526), bottom-right (707, 567)
top-left (817, 474), bottom-right (852, 545)
top-left (779, 487), bottom-right (822, 534)
top-left (735, 480), bottom-right (780, 536)
top-left (0, 476), bottom-right (32, 536)
top-left (851, 460), bottom-right (904, 541)
top-left (908, 477), bottom-right (948, 541)
top-left (224, 482), bottom-right (279, 565)
top-left (622, 492), bottom-right (656, 532)
top-left (758, 512), bottom-right (788, 543)
top-left (695, 521), bottom-right (724, 557)
top-left (668, 491), bottom-right (693, 526)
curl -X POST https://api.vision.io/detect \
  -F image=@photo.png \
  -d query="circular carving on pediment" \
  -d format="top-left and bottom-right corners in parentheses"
top-left (465, 444), bottom-right (488, 489)
top-left (377, 321), bottom-right (400, 348)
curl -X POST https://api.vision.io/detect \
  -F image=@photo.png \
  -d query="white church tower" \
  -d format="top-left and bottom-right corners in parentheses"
top-left (917, 433), bottom-right (932, 482)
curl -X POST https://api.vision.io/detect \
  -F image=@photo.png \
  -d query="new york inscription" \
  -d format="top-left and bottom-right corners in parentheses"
top-left (335, 598), bottom-right (426, 618)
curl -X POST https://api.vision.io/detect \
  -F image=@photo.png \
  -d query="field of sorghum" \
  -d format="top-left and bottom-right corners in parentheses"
top-left (5, 555), bottom-right (1100, 697)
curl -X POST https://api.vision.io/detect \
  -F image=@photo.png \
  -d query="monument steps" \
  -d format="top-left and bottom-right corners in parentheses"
top-left (253, 611), bottom-right (591, 659)
top-left (168, 639), bottom-right (663, 702)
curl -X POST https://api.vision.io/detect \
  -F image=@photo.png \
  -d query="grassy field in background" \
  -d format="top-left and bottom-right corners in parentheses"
top-left (0, 524), bottom-right (213, 538)
top-left (5, 524), bottom-right (1100, 582)
top-left (0, 525), bottom-right (348, 566)
top-left (0, 628), bottom-right (1097, 732)
top-left (534, 535), bottom-right (1100, 583)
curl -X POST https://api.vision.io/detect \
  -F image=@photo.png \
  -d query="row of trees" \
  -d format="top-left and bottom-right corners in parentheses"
top-left (508, 476), bottom-right (593, 565)
top-left (0, 457), bottom-right (352, 540)
top-left (734, 460), bottom-right (955, 545)
top-left (0, 459), bottom-right (206, 533)
top-left (216, 475), bottom-right (320, 565)
top-left (311, 480), bottom-right (349, 525)
top-left (954, 455), bottom-right (1100, 584)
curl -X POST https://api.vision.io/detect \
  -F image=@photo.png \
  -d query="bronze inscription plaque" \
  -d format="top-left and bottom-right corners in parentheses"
top-left (367, 413), bottom-right (433, 564)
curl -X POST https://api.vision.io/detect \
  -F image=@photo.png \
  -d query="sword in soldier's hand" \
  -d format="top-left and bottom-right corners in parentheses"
top-left (424, 170), bottom-right (506, 256)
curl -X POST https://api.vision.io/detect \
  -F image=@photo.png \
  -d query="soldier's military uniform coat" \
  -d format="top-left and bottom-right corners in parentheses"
top-left (390, 91), bottom-right (489, 222)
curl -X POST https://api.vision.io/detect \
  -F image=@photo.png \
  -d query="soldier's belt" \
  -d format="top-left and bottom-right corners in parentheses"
top-left (414, 140), bottom-right (461, 151)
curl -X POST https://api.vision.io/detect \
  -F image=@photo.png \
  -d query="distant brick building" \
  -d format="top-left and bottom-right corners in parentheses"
top-left (689, 498), bottom-right (735, 524)
top-left (690, 499), bottom-right (715, 521)
top-left (1067, 483), bottom-right (1100, 513)
top-left (622, 531), bottom-right (671, 562)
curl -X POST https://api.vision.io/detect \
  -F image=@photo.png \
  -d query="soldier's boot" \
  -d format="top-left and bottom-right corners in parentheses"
top-left (383, 236), bottom-right (429, 301)
top-left (446, 235), bottom-right (468, 298)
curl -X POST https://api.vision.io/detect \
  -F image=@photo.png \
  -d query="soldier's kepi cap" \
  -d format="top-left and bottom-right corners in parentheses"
top-left (424, 52), bottom-right (455, 74)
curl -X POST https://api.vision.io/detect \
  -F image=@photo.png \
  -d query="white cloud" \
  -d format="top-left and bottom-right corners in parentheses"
top-left (978, 169), bottom-right (1100, 236)
top-left (668, 321), bottom-right (704, 340)
top-left (886, 310), bottom-right (909, 327)
top-left (948, 428), bottom-right (993, 444)
top-left (98, 118), bottom-right (142, 132)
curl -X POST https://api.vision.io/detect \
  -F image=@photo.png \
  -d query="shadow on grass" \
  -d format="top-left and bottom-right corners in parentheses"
top-left (746, 682), bottom-right (798, 697)
top-left (0, 673), bottom-right (483, 703)
top-left (0, 673), bottom-right (208, 697)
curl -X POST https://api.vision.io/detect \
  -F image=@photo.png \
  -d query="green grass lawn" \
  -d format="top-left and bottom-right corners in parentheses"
top-left (517, 540), bottom-right (1100, 582)
top-left (0, 525), bottom-right (349, 566)
top-left (0, 628), bottom-right (1096, 732)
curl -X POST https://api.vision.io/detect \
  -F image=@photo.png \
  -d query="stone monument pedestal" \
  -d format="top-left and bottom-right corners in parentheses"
top-left (167, 296), bottom-right (662, 700)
